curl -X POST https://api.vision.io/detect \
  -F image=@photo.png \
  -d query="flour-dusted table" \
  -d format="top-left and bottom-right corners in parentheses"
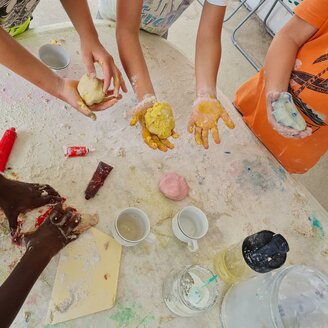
top-left (0, 21), bottom-right (327, 328)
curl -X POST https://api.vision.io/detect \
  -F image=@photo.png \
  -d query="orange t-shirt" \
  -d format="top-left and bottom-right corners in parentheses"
top-left (234, 0), bottom-right (328, 174)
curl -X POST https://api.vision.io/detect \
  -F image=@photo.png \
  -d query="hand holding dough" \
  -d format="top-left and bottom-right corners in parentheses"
top-left (130, 99), bottom-right (178, 152)
top-left (145, 102), bottom-right (176, 139)
top-left (77, 74), bottom-right (105, 106)
top-left (267, 91), bottom-right (312, 138)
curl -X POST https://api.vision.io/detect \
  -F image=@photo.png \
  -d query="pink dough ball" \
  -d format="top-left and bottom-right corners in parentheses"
top-left (159, 173), bottom-right (189, 201)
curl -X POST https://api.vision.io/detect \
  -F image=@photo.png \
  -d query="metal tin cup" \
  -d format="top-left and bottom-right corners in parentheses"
top-left (172, 206), bottom-right (208, 252)
top-left (163, 265), bottom-right (219, 317)
top-left (111, 207), bottom-right (156, 247)
top-left (39, 44), bottom-right (70, 71)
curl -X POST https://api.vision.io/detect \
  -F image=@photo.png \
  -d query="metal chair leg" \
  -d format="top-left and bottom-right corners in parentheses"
top-left (263, 0), bottom-right (294, 37)
top-left (231, 0), bottom-right (268, 71)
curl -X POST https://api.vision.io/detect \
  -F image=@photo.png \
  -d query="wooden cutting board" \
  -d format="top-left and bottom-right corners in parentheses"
top-left (46, 227), bottom-right (122, 324)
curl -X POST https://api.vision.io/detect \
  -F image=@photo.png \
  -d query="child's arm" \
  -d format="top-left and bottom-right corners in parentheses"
top-left (264, 15), bottom-right (317, 138)
top-left (0, 204), bottom-right (80, 328)
top-left (116, 0), bottom-right (155, 102)
top-left (189, 2), bottom-right (234, 149)
top-left (116, 0), bottom-right (176, 151)
top-left (0, 28), bottom-right (116, 119)
top-left (195, 1), bottom-right (226, 98)
top-left (0, 27), bottom-right (62, 99)
top-left (60, 0), bottom-right (126, 95)
top-left (264, 15), bottom-right (317, 94)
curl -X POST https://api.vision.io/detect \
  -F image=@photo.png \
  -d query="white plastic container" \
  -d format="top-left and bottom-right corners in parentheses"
top-left (221, 265), bottom-right (328, 328)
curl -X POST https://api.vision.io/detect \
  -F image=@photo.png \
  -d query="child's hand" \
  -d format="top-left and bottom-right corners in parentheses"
top-left (188, 97), bottom-right (235, 149)
top-left (0, 176), bottom-right (62, 233)
top-left (80, 39), bottom-right (127, 96)
top-left (58, 79), bottom-right (120, 120)
top-left (23, 204), bottom-right (81, 258)
top-left (266, 91), bottom-right (312, 139)
top-left (130, 96), bottom-right (178, 152)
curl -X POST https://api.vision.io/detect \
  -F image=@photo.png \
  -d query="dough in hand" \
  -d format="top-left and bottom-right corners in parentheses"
top-left (159, 173), bottom-right (189, 201)
top-left (77, 74), bottom-right (105, 106)
top-left (272, 92), bottom-right (307, 131)
top-left (145, 102), bottom-right (175, 139)
top-left (73, 213), bottom-right (99, 234)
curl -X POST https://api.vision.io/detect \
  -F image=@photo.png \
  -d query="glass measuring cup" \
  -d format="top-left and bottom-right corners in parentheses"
top-left (221, 265), bottom-right (328, 328)
top-left (163, 265), bottom-right (219, 317)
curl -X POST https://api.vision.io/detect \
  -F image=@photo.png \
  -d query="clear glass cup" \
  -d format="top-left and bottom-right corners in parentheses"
top-left (221, 265), bottom-right (328, 328)
top-left (163, 265), bottom-right (219, 317)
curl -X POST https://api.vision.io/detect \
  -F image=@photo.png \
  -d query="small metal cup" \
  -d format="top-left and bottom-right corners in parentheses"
top-left (39, 44), bottom-right (70, 72)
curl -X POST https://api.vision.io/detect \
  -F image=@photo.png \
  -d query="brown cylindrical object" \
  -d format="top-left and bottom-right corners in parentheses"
top-left (85, 161), bottom-right (113, 200)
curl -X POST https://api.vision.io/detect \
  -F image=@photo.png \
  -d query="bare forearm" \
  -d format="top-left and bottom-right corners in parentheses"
top-left (0, 28), bottom-right (62, 97)
top-left (0, 248), bottom-right (51, 327)
top-left (60, 0), bottom-right (98, 40)
top-left (195, 32), bottom-right (221, 97)
top-left (264, 15), bottom-right (318, 94)
top-left (264, 34), bottom-right (299, 93)
top-left (195, 3), bottom-right (225, 97)
top-left (117, 31), bottom-right (155, 101)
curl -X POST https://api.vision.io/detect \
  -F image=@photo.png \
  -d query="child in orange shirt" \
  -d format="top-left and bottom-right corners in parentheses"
top-left (234, 0), bottom-right (328, 174)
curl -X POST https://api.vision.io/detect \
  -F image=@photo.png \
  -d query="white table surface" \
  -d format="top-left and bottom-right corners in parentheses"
top-left (0, 21), bottom-right (327, 328)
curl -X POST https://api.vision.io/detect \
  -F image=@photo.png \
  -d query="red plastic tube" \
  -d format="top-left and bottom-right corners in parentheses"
top-left (0, 128), bottom-right (17, 172)
top-left (64, 146), bottom-right (89, 157)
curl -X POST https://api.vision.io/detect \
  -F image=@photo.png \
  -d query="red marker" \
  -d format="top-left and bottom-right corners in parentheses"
top-left (0, 128), bottom-right (17, 172)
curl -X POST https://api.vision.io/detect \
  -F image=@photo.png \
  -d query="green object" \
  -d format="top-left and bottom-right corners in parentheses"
top-left (6, 17), bottom-right (31, 37)
top-left (189, 274), bottom-right (219, 303)
top-left (203, 274), bottom-right (219, 288)
top-left (272, 92), bottom-right (307, 131)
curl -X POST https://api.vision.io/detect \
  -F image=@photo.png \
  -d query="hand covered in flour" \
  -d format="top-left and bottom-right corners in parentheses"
top-left (188, 97), bottom-right (235, 149)
top-left (24, 203), bottom-right (81, 258)
top-left (80, 38), bottom-right (127, 96)
top-left (266, 91), bottom-right (312, 139)
top-left (130, 96), bottom-right (179, 152)
top-left (58, 78), bottom-right (121, 120)
top-left (0, 175), bottom-right (62, 233)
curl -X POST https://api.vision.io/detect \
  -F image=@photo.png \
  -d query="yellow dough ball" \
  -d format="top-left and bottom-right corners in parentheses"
top-left (145, 102), bottom-right (175, 139)
top-left (77, 74), bottom-right (105, 106)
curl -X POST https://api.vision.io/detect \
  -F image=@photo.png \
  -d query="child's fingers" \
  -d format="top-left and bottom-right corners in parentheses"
top-left (120, 74), bottom-right (128, 93)
top-left (91, 98), bottom-right (118, 111)
top-left (161, 138), bottom-right (175, 149)
top-left (64, 214), bottom-right (81, 235)
top-left (101, 62), bottom-right (113, 92)
top-left (195, 127), bottom-right (202, 145)
top-left (222, 111), bottom-right (235, 129)
top-left (202, 129), bottom-right (209, 149)
top-left (141, 127), bottom-right (158, 149)
top-left (130, 113), bottom-right (139, 126)
top-left (187, 119), bottom-right (195, 133)
top-left (77, 100), bottom-right (97, 120)
top-left (113, 71), bottom-right (120, 98)
top-left (85, 58), bottom-right (96, 77)
top-left (152, 135), bottom-right (168, 152)
top-left (211, 126), bottom-right (220, 144)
